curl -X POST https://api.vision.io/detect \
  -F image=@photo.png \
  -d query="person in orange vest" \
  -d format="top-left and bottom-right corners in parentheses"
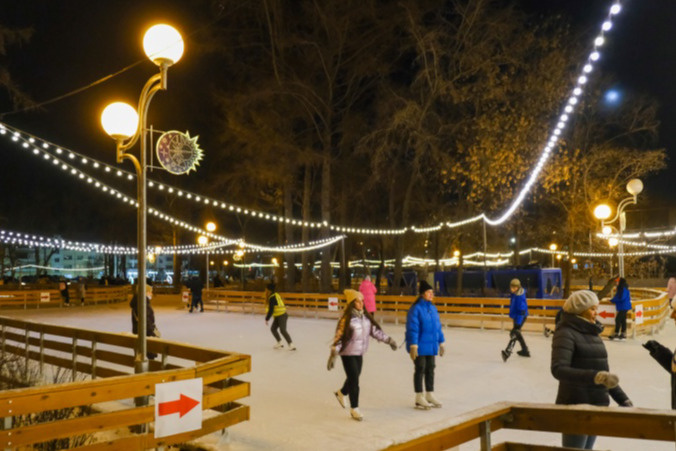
top-left (265, 283), bottom-right (296, 350)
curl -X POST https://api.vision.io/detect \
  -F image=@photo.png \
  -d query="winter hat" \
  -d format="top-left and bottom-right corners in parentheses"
top-left (510, 278), bottom-right (521, 288)
top-left (419, 280), bottom-right (433, 294)
top-left (344, 289), bottom-right (363, 304)
top-left (266, 283), bottom-right (276, 292)
top-left (563, 290), bottom-right (599, 315)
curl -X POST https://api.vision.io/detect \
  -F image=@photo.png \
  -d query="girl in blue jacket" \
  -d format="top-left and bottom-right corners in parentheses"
top-left (610, 277), bottom-right (631, 340)
top-left (405, 280), bottom-right (445, 410)
top-left (502, 278), bottom-right (529, 361)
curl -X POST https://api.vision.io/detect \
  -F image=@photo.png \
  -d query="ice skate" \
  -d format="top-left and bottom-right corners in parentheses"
top-left (608, 334), bottom-right (617, 341)
top-left (543, 327), bottom-right (551, 338)
top-left (619, 334), bottom-right (626, 341)
top-left (501, 349), bottom-right (511, 362)
top-left (425, 392), bottom-right (442, 408)
top-left (349, 408), bottom-right (363, 421)
top-left (517, 349), bottom-right (531, 357)
top-left (334, 390), bottom-right (346, 408)
top-left (273, 342), bottom-right (284, 349)
top-left (415, 393), bottom-right (431, 410)
top-left (288, 344), bottom-right (297, 351)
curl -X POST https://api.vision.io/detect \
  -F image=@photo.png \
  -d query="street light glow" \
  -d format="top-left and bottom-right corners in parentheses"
top-left (549, 243), bottom-right (557, 251)
top-left (101, 102), bottom-right (138, 139)
top-left (206, 221), bottom-right (216, 232)
top-left (593, 204), bottom-right (612, 220)
top-left (198, 235), bottom-right (208, 246)
top-left (602, 225), bottom-right (613, 236)
top-left (143, 24), bottom-right (184, 66)
top-left (626, 178), bottom-right (643, 196)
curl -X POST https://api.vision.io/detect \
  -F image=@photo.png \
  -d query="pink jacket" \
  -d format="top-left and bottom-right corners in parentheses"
top-left (332, 311), bottom-right (389, 356)
top-left (359, 279), bottom-right (377, 313)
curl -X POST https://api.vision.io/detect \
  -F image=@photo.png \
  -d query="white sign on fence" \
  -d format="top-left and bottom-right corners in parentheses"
top-left (155, 378), bottom-right (203, 438)
top-left (634, 304), bottom-right (644, 325)
top-left (40, 292), bottom-right (50, 303)
top-left (596, 304), bottom-right (616, 326)
top-left (182, 291), bottom-right (190, 304)
top-left (328, 297), bottom-right (339, 311)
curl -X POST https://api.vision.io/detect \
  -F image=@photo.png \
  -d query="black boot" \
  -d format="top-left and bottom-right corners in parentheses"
top-left (501, 349), bottom-right (511, 362)
top-left (517, 349), bottom-right (531, 357)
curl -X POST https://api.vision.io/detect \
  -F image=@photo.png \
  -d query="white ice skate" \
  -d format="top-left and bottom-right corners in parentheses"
top-left (288, 344), bottom-right (297, 351)
top-left (273, 342), bottom-right (284, 349)
top-left (425, 392), bottom-right (442, 408)
top-left (349, 408), bottom-right (363, 421)
top-left (415, 393), bottom-right (431, 410)
top-left (334, 391), bottom-right (346, 408)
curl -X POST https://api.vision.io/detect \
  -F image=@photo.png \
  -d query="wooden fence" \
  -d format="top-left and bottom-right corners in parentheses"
top-left (0, 286), bottom-right (131, 309)
top-left (383, 401), bottom-right (676, 450)
top-left (202, 288), bottom-right (670, 337)
top-left (0, 316), bottom-right (250, 449)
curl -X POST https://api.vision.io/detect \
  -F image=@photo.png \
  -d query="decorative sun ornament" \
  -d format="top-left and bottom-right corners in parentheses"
top-left (155, 130), bottom-right (203, 175)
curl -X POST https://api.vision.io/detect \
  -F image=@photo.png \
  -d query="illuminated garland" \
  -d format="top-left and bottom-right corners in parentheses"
top-left (2, 264), bottom-right (105, 273)
top-left (0, 0), bottom-right (623, 239)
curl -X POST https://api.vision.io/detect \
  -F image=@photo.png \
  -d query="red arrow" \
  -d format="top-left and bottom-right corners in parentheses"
top-left (636, 310), bottom-right (643, 317)
top-left (598, 310), bottom-right (615, 319)
top-left (158, 394), bottom-right (200, 418)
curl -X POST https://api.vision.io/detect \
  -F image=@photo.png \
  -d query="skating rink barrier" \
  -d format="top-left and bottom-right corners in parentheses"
top-left (203, 288), bottom-right (670, 338)
top-left (0, 285), bottom-right (131, 309)
top-left (0, 316), bottom-right (250, 449)
top-left (383, 401), bottom-right (676, 450)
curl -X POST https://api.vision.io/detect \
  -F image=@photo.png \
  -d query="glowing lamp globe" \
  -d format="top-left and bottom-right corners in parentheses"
top-left (198, 235), bottom-right (208, 246)
top-left (549, 243), bottom-right (557, 251)
top-left (608, 237), bottom-right (619, 247)
top-left (101, 102), bottom-right (138, 139)
top-left (143, 24), bottom-right (184, 66)
top-left (602, 226), bottom-right (613, 236)
top-left (593, 204), bottom-right (612, 220)
top-left (206, 222), bottom-right (217, 232)
top-left (626, 178), bottom-right (643, 196)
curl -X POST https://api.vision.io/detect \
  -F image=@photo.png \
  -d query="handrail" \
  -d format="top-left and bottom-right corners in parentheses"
top-left (383, 401), bottom-right (676, 450)
top-left (0, 315), bottom-right (251, 449)
top-left (204, 288), bottom-right (669, 336)
top-left (0, 286), bottom-right (131, 309)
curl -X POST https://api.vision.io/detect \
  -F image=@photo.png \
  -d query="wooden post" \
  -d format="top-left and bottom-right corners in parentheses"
top-left (39, 332), bottom-right (44, 376)
top-left (72, 337), bottom-right (78, 382)
top-left (91, 340), bottom-right (97, 379)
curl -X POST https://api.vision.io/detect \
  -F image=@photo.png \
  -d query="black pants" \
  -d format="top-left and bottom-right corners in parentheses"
top-left (414, 355), bottom-right (435, 393)
top-left (271, 313), bottom-right (293, 344)
top-left (506, 318), bottom-right (528, 353)
top-left (191, 294), bottom-right (203, 310)
top-left (615, 310), bottom-right (628, 335)
top-left (340, 355), bottom-right (363, 408)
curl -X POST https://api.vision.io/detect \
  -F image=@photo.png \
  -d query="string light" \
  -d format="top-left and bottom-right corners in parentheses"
top-left (0, 5), bottom-right (628, 238)
top-left (2, 264), bottom-right (105, 273)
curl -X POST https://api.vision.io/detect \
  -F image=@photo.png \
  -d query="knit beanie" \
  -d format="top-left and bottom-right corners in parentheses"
top-left (344, 289), bottom-right (363, 304)
top-left (510, 278), bottom-right (521, 288)
top-left (419, 280), bottom-right (433, 294)
top-left (563, 290), bottom-right (599, 314)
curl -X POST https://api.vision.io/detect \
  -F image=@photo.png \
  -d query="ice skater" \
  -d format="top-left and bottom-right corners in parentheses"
top-left (502, 278), bottom-right (530, 361)
top-left (265, 283), bottom-right (296, 350)
top-left (405, 280), bottom-right (445, 410)
top-left (609, 277), bottom-right (631, 340)
top-left (327, 289), bottom-right (397, 421)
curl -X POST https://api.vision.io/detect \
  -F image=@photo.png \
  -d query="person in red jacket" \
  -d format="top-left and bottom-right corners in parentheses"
top-left (358, 275), bottom-right (378, 316)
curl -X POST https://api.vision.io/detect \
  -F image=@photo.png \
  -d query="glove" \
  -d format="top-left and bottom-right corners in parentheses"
top-left (621, 399), bottom-right (633, 407)
top-left (594, 371), bottom-right (619, 389)
top-left (439, 343), bottom-right (445, 357)
top-left (409, 345), bottom-right (418, 361)
top-left (388, 338), bottom-right (398, 351)
top-left (327, 348), bottom-right (338, 371)
top-left (643, 340), bottom-right (661, 354)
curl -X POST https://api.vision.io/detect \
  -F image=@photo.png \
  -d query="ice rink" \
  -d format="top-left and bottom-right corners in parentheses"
top-left (7, 296), bottom-right (676, 450)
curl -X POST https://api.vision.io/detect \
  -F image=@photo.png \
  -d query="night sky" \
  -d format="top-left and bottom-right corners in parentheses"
top-left (1, 0), bottom-right (675, 244)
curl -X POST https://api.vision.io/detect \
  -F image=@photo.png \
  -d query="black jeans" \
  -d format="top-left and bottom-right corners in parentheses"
top-left (271, 313), bottom-right (293, 344)
top-left (615, 310), bottom-right (628, 335)
top-left (191, 294), bottom-right (203, 310)
top-left (340, 355), bottom-right (363, 408)
top-left (414, 355), bottom-right (435, 393)
top-left (506, 318), bottom-right (528, 353)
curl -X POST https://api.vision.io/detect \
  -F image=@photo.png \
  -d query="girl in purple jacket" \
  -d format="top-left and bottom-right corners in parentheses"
top-left (327, 289), bottom-right (397, 421)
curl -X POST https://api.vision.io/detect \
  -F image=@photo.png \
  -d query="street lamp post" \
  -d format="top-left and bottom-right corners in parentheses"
top-left (101, 24), bottom-right (183, 374)
top-left (205, 222), bottom-right (216, 292)
top-left (593, 179), bottom-right (643, 278)
top-left (549, 243), bottom-right (557, 267)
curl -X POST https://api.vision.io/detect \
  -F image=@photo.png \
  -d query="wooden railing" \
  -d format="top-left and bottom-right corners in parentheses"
top-left (0, 316), bottom-right (250, 449)
top-left (203, 288), bottom-right (670, 336)
top-left (383, 402), bottom-right (676, 450)
top-left (0, 286), bottom-right (131, 309)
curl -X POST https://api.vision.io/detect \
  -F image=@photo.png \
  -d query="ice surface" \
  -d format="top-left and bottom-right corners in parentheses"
top-left (8, 296), bottom-right (675, 450)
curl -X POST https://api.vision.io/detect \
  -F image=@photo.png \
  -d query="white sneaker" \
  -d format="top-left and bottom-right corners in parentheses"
top-left (349, 408), bottom-right (363, 421)
top-left (273, 342), bottom-right (284, 349)
top-left (415, 393), bottom-right (431, 410)
top-left (425, 392), bottom-right (442, 408)
top-left (288, 344), bottom-right (297, 351)
top-left (334, 391), bottom-right (346, 408)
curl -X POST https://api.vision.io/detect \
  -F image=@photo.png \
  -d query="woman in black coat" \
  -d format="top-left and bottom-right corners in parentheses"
top-left (551, 290), bottom-right (632, 450)
top-left (129, 284), bottom-right (158, 359)
top-left (643, 304), bottom-right (676, 409)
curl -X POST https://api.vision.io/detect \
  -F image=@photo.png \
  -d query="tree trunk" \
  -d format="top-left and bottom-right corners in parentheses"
top-left (320, 150), bottom-right (332, 292)
top-left (301, 164), bottom-right (312, 292)
top-left (277, 211), bottom-right (286, 290)
top-left (284, 176), bottom-right (296, 291)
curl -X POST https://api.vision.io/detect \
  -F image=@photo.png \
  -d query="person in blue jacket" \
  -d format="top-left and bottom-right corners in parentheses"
top-left (502, 278), bottom-right (529, 361)
top-left (610, 277), bottom-right (631, 341)
top-left (405, 279), bottom-right (445, 410)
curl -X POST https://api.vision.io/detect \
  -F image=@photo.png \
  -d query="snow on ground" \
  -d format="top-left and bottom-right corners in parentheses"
top-left (6, 297), bottom-right (676, 450)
